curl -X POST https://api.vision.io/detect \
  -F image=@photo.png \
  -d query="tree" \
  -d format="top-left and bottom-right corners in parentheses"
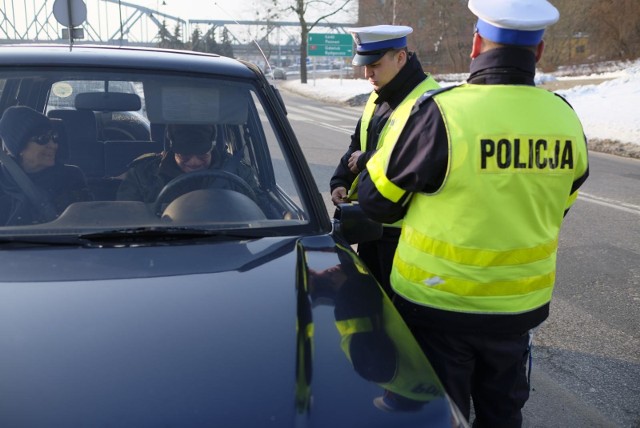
top-left (220, 27), bottom-right (235, 58)
top-left (190, 26), bottom-right (204, 52)
top-left (275, 0), bottom-right (354, 84)
top-left (202, 26), bottom-right (219, 54)
top-left (156, 20), bottom-right (172, 49)
top-left (357, 0), bottom-right (473, 73)
top-left (356, 0), bottom-right (640, 72)
top-left (171, 23), bottom-right (185, 50)
top-left (156, 20), bottom-right (185, 50)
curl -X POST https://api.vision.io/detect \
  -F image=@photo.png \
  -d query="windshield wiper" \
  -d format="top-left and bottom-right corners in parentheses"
top-left (79, 227), bottom-right (270, 243)
top-left (0, 235), bottom-right (95, 248)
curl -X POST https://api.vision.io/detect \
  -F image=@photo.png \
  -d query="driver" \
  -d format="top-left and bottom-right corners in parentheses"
top-left (116, 124), bottom-right (260, 203)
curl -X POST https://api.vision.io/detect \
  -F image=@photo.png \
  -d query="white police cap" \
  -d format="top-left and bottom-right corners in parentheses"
top-left (349, 25), bottom-right (413, 66)
top-left (468, 0), bottom-right (559, 46)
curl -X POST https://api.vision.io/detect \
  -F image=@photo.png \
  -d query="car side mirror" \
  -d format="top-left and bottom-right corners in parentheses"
top-left (332, 203), bottom-right (382, 245)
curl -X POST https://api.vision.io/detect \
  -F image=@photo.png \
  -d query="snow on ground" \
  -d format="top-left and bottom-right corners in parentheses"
top-left (277, 58), bottom-right (640, 157)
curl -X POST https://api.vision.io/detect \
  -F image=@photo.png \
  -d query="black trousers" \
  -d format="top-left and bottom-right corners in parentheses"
top-left (356, 232), bottom-right (399, 299)
top-left (409, 326), bottom-right (532, 428)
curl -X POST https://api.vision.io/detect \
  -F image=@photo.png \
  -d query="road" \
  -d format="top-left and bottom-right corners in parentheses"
top-left (278, 88), bottom-right (640, 427)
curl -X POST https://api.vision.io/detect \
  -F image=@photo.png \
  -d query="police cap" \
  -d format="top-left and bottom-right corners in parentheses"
top-left (350, 25), bottom-right (413, 66)
top-left (468, 0), bottom-right (559, 46)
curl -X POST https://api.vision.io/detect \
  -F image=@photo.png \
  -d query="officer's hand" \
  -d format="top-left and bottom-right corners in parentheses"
top-left (331, 187), bottom-right (349, 206)
top-left (348, 150), bottom-right (363, 174)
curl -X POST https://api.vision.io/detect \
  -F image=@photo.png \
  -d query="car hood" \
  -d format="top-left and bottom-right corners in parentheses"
top-left (0, 235), bottom-right (463, 427)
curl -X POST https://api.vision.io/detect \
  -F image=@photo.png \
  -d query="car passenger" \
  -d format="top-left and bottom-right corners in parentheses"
top-left (0, 106), bottom-right (93, 225)
top-left (116, 124), bottom-right (261, 204)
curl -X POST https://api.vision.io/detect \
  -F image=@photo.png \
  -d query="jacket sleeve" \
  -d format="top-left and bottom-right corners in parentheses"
top-left (116, 165), bottom-right (146, 202)
top-left (329, 119), bottom-right (362, 192)
top-left (358, 100), bottom-right (449, 224)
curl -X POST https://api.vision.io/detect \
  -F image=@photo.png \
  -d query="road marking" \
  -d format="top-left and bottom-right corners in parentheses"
top-left (579, 192), bottom-right (640, 216)
top-left (286, 106), bottom-right (354, 134)
top-left (286, 104), bottom-right (360, 122)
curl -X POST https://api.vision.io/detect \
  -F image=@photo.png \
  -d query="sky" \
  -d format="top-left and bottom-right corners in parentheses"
top-left (133, 0), bottom-right (357, 22)
top-left (278, 59), bottom-right (640, 147)
top-left (137, 0), bottom-right (259, 20)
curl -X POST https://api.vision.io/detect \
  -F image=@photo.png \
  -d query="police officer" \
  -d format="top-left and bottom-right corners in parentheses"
top-left (329, 25), bottom-right (440, 297)
top-left (357, 0), bottom-right (590, 425)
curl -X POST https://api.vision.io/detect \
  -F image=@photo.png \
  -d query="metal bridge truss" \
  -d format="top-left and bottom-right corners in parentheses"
top-left (0, 0), bottom-right (353, 48)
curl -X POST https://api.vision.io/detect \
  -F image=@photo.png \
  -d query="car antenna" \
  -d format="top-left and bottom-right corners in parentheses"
top-left (52, 0), bottom-right (88, 51)
top-left (212, 2), bottom-right (274, 77)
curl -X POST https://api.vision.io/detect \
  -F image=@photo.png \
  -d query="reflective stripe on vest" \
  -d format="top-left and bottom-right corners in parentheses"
top-left (388, 84), bottom-right (588, 314)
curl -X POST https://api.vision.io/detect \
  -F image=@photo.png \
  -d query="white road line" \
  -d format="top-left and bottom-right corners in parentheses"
top-left (579, 192), bottom-right (640, 216)
top-left (286, 104), bottom-right (360, 122)
top-left (286, 109), bottom-right (354, 134)
top-left (298, 104), bottom-right (361, 120)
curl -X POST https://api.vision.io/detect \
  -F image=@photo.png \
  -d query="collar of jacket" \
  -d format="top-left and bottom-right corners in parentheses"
top-left (157, 151), bottom-right (182, 181)
top-left (375, 52), bottom-right (428, 108)
top-left (468, 47), bottom-right (536, 85)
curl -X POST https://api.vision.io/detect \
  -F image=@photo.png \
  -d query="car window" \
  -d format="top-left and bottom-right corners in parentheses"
top-left (0, 67), bottom-right (310, 237)
top-left (46, 80), bottom-right (144, 113)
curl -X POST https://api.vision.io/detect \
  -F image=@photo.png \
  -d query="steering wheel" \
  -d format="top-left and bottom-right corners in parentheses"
top-left (153, 169), bottom-right (257, 216)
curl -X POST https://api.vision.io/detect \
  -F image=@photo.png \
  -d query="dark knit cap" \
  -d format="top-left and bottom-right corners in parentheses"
top-left (0, 106), bottom-right (53, 156)
top-left (168, 124), bottom-right (216, 155)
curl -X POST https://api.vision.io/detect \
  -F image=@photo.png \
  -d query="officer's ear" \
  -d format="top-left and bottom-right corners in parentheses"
top-left (391, 49), bottom-right (407, 68)
top-left (471, 32), bottom-right (482, 59)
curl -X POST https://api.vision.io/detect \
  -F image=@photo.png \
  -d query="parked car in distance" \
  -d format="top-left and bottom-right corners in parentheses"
top-left (0, 43), bottom-right (467, 427)
top-left (269, 66), bottom-right (287, 80)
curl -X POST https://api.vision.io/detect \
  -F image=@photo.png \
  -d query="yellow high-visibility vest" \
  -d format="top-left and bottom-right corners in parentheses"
top-left (368, 83), bottom-right (589, 314)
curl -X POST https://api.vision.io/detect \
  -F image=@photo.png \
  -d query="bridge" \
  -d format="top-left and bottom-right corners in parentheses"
top-left (0, 0), bottom-right (355, 65)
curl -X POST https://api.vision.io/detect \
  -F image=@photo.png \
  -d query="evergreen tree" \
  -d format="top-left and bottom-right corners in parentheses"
top-left (220, 27), bottom-right (234, 58)
top-left (202, 26), bottom-right (219, 54)
top-left (171, 23), bottom-right (184, 49)
top-left (157, 20), bottom-right (172, 49)
top-left (190, 26), bottom-right (204, 52)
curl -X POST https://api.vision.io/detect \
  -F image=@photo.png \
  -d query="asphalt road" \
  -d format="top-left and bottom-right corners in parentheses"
top-left (278, 88), bottom-right (640, 427)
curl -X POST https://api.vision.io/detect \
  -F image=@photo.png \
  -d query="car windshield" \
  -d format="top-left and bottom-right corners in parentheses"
top-left (0, 66), bottom-right (311, 240)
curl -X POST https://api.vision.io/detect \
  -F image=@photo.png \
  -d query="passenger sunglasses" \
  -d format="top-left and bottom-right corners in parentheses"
top-left (30, 131), bottom-right (58, 145)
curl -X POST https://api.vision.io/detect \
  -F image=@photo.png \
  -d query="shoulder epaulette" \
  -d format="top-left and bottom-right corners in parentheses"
top-left (410, 84), bottom-right (460, 116)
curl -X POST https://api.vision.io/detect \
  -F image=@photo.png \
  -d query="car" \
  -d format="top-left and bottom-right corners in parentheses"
top-left (0, 43), bottom-right (468, 427)
top-left (268, 66), bottom-right (287, 80)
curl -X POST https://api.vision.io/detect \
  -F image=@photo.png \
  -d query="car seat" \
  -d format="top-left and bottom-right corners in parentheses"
top-left (47, 109), bottom-right (104, 178)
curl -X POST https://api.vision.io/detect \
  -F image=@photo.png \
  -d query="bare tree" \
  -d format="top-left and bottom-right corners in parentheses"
top-left (274, 0), bottom-right (354, 84)
top-left (581, 0), bottom-right (640, 61)
top-left (356, 0), bottom-right (473, 73)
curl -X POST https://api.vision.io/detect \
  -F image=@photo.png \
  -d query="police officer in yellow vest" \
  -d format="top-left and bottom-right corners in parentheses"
top-left (357, 0), bottom-right (590, 425)
top-left (329, 25), bottom-right (440, 298)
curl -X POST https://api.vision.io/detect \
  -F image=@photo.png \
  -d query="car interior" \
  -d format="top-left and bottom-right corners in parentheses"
top-left (0, 69), bottom-right (308, 232)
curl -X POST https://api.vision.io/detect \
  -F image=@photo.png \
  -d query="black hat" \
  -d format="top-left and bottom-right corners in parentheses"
top-left (168, 124), bottom-right (216, 155)
top-left (0, 106), bottom-right (53, 156)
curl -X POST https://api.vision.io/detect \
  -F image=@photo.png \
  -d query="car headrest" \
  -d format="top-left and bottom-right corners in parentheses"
top-left (75, 92), bottom-right (142, 112)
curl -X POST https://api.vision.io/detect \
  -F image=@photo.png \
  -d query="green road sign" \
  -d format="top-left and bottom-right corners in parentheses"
top-left (308, 33), bottom-right (353, 57)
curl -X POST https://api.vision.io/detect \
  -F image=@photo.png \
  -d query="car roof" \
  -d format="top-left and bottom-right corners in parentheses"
top-left (0, 44), bottom-right (258, 78)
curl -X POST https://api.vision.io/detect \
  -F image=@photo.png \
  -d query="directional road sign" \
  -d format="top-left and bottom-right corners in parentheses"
top-left (307, 33), bottom-right (353, 57)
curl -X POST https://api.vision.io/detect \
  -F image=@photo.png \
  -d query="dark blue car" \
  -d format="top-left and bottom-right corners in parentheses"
top-left (0, 43), bottom-right (467, 427)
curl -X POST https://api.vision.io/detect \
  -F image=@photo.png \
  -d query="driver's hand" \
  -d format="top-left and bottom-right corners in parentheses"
top-left (331, 187), bottom-right (350, 206)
